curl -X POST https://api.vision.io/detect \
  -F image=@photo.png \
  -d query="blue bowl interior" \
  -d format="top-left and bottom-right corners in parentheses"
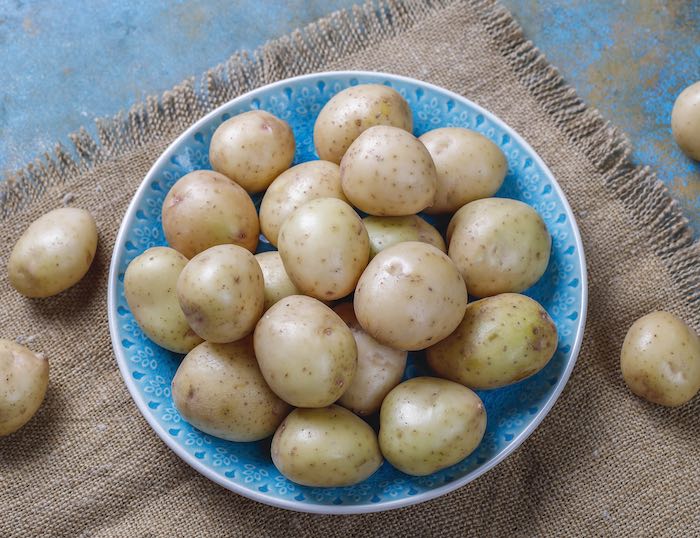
top-left (112, 73), bottom-right (584, 510)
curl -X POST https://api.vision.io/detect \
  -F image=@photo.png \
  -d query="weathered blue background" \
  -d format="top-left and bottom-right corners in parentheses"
top-left (1, 0), bottom-right (698, 233)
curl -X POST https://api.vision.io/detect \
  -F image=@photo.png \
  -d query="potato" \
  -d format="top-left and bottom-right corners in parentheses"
top-left (620, 311), bottom-right (700, 407)
top-left (340, 126), bottom-right (437, 216)
top-left (254, 251), bottom-right (301, 312)
top-left (314, 84), bottom-right (413, 164)
top-left (161, 170), bottom-right (259, 258)
top-left (427, 293), bottom-right (558, 389)
top-left (420, 127), bottom-right (507, 213)
top-left (448, 198), bottom-right (551, 297)
top-left (379, 377), bottom-right (486, 476)
top-left (0, 339), bottom-right (49, 437)
top-left (124, 247), bottom-right (203, 353)
top-left (671, 81), bottom-right (700, 160)
top-left (209, 110), bottom-right (295, 193)
top-left (354, 242), bottom-right (467, 351)
top-left (271, 405), bottom-right (382, 487)
top-left (334, 303), bottom-right (407, 416)
top-left (278, 198), bottom-right (369, 300)
top-left (363, 215), bottom-right (445, 260)
top-left (8, 207), bottom-right (97, 298)
top-left (253, 295), bottom-right (357, 407)
top-left (172, 338), bottom-right (290, 442)
top-left (176, 244), bottom-right (264, 343)
top-left (259, 160), bottom-right (346, 246)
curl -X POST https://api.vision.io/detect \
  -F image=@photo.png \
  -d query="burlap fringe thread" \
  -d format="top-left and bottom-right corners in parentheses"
top-left (1, 0), bottom-right (697, 313)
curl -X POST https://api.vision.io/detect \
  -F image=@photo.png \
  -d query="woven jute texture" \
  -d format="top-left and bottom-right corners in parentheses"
top-left (1, 1), bottom-right (698, 536)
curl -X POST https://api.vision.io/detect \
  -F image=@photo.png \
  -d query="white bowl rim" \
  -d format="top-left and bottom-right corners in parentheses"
top-left (107, 70), bottom-right (589, 515)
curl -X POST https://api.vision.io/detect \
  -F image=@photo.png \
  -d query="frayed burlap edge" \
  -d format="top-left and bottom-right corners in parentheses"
top-left (2, 0), bottom-right (697, 313)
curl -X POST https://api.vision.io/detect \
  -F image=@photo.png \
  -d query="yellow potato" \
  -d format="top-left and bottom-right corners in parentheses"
top-left (621, 311), bottom-right (700, 407)
top-left (420, 127), bottom-right (507, 213)
top-left (0, 339), bottom-right (49, 437)
top-left (379, 377), bottom-right (486, 476)
top-left (209, 110), bottom-right (295, 193)
top-left (271, 405), bottom-right (382, 487)
top-left (340, 126), bottom-right (437, 216)
top-left (448, 198), bottom-right (551, 297)
top-left (253, 295), bottom-right (357, 407)
top-left (259, 160), bottom-right (345, 246)
top-left (363, 215), bottom-right (445, 260)
top-left (334, 303), bottom-right (407, 416)
top-left (427, 293), bottom-right (558, 389)
top-left (278, 198), bottom-right (369, 300)
top-left (172, 338), bottom-right (290, 442)
top-left (176, 244), bottom-right (264, 343)
top-left (8, 207), bottom-right (97, 298)
top-left (161, 170), bottom-right (259, 258)
top-left (124, 247), bottom-right (203, 353)
top-left (354, 242), bottom-right (467, 351)
top-left (671, 81), bottom-right (700, 160)
top-left (314, 84), bottom-right (413, 164)
top-left (254, 251), bottom-right (301, 312)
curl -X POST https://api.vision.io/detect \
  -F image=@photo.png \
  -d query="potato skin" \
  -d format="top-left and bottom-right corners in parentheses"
top-left (278, 198), bottom-right (369, 301)
top-left (8, 207), bottom-right (97, 298)
top-left (363, 215), bottom-right (446, 260)
top-left (0, 339), bottom-right (49, 437)
top-left (172, 338), bottom-right (290, 442)
top-left (176, 244), bottom-right (264, 343)
top-left (379, 377), bottom-right (486, 476)
top-left (340, 126), bottom-right (437, 216)
top-left (125, 247), bottom-right (203, 353)
top-left (254, 251), bottom-right (301, 312)
top-left (621, 311), bottom-right (700, 407)
top-left (271, 405), bottom-right (382, 487)
top-left (420, 128), bottom-right (507, 214)
top-left (209, 110), bottom-right (295, 193)
top-left (447, 198), bottom-right (551, 297)
top-left (334, 303), bottom-right (407, 416)
top-left (354, 242), bottom-right (467, 351)
top-left (427, 293), bottom-right (558, 389)
top-left (253, 295), bottom-right (357, 408)
top-left (314, 84), bottom-right (413, 164)
top-left (161, 170), bottom-right (259, 258)
top-left (671, 81), bottom-right (700, 160)
top-left (259, 160), bottom-right (345, 246)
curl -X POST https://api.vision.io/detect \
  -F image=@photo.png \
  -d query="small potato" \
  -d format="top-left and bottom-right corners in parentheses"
top-left (8, 207), bottom-right (97, 298)
top-left (124, 247), bottom-right (203, 353)
top-left (420, 127), bottom-right (507, 213)
top-left (278, 198), bottom-right (369, 300)
top-left (334, 303), bottom-right (407, 416)
top-left (363, 215), bottom-right (445, 259)
top-left (172, 338), bottom-right (290, 442)
top-left (254, 295), bottom-right (357, 407)
top-left (448, 198), bottom-right (551, 297)
top-left (671, 81), bottom-right (700, 160)
top-left (0, 339), bottom-right (49, 436)
top-left (354, 242), bottom-right (467, 351)
top-left (176, 244), bottom-right (264, 343)
top-left (162, 170), bottom-right (259, 258)
top-left (314, 84), bottom-right (413, 164)
top-left (272, 405), bottom-right (382, 487)
top-left (209, 110), bottom-right (295, 193)
top-left (621, 311), bottom-right (700, 407)
top-left (340, 126), bottom-right (437, 216)
top-left (254, 251), bottom-right (301, 312)
top-left (379, 377), bottom-right (486, 476)
top-left (259, 160), bottom-right (346, 246)
top-left (427, 293), bottom-right (558, 389)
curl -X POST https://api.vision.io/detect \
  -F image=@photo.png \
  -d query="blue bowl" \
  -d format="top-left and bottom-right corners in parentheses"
top-left (108, 71), bottom-right (588, 514)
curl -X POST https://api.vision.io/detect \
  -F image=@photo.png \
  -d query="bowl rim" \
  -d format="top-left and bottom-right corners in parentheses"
top-left (107, 69), bottom-right (589, 515)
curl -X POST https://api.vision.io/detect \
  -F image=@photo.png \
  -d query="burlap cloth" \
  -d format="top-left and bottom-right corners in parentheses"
top-left (1, 1), bottom-right (699, 536)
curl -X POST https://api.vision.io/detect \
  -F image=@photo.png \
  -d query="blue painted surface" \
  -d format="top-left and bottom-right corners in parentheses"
top-left (1, 0), bottom-right (698, 232)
